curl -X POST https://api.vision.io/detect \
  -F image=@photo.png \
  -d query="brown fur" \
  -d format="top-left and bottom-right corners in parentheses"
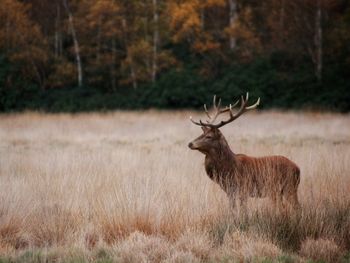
top-left (189, 127), bottom-right (300, 211)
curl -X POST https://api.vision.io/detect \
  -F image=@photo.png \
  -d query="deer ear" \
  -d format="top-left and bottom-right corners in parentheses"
top-left (201, 127), bottom-right (208, 132)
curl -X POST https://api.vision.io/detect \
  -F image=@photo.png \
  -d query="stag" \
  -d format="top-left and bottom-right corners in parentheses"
top-left (188, 93), bottom-right (300, 212)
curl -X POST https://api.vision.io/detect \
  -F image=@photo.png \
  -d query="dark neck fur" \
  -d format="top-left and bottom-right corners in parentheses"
top-left (204, 136), bottom-right (237, 180)
top-left (206, 136), bottom-right (235, 163)
top-left (204, 137), bottom-right (238, 194)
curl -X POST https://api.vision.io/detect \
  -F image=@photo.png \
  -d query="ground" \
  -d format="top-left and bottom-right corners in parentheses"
top-left (0, 110), bottom-right (349, 262)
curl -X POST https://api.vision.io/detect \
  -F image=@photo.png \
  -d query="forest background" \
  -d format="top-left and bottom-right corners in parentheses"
top-left (0, 0), bottom-right (349, 112)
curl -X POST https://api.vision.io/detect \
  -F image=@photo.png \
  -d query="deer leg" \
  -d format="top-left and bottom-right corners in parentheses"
top-left (271, 193), bottom-right (283, 214)
top-left (238, 195), bottom-right (248, 215)
top-left (284, 191), bottom-right (300, 212)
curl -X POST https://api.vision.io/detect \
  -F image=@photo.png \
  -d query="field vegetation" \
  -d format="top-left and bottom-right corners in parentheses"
top-left (0, 111), bottom-right (349, 262)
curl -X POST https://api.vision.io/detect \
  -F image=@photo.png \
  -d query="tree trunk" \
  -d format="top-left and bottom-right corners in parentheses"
top-left (279, 0), bottom-right (285, 30)
top-left (96, 16), bottom-right (102, 63)
top-left (152, 0), bottom-right (159, 83)
top-left (144, 16), bottom-right (152, 77)
top-left (5, 17), bottom-right (10, 52)
top-left (315, 0), bottom-right (322, 81)
top-left (54, 3), bottom-right (63, 58)
top-left (111, 38), bottom-right (117, 90)
top-left (63, 0), bottom-right (83, 87)
top-left (228, 0), bottom-right (238, 50)
top-left (130, 65), bottom-right (137, 89)
top-left (122, 18), bottom-right (138, 89)
top-left (30, 59), bottom-right (45, 90)
top-left (200, 6), bottom-right (205, 30)
top-left (54, 4), bottom-right (60, 58)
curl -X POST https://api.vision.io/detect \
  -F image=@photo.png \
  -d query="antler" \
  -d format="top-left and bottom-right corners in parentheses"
top-left (190, 93), bottom-right (260, 129)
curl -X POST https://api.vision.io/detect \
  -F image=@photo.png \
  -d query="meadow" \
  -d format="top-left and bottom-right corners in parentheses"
top-left (0, 111), bottom-right (349, 263)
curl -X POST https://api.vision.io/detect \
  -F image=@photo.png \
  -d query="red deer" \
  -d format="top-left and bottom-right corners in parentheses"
top-left (188, 93), bottom-right (300, 212)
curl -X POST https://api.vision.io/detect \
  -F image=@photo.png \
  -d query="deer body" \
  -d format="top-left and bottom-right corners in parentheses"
top-left (188, 94), bottom-right (300, 211)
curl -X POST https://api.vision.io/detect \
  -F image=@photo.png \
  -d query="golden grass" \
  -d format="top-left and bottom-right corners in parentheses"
top-left (299, 238), bottom-right (344, 263)
top-left (0, 110), bottom-right (349, 262)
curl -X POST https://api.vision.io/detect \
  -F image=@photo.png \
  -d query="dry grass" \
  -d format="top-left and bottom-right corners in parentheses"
top-left (299, 238), bottom-right (344, 263)
top-left (0, 110), bottom-right (349, 262)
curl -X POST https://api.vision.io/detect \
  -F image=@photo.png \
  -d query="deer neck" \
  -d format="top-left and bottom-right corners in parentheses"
top-left (213, 140), bottom-right (234, 161)
top-left (205, 136), bottom-right (236, 176)
top-left (204, 137), bottom-right (237, 194)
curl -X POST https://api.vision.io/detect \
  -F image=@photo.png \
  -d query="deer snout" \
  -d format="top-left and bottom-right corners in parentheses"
top-left (188, 141), bottom-right (198, 149)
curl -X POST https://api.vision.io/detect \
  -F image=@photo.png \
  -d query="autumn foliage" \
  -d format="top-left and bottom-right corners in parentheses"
top-left (0, 0), bottom-right (349, 111)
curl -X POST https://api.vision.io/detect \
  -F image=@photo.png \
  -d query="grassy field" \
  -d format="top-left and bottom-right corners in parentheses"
top-left (0, 111), bottom-right (349, 263)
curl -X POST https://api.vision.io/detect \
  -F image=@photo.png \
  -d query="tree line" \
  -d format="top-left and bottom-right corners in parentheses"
top-left (0, 0), bottom-right (349, 112)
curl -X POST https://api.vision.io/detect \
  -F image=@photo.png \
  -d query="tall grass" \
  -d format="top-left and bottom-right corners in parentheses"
top-left (0, 111), bottom-right (349, 262)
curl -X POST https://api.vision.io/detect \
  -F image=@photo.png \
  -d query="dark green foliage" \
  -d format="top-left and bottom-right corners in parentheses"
top-left (0, 54), bottom-right (349, 112)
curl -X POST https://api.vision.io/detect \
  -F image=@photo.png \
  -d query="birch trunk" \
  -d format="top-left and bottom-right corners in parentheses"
top-left (130, 63), bottom-right (137, 89)
top-left (152, 0), bottom-right (159, 83)
top-left (228, 0), bottom-right (238, 50)
top-left (63, 0), bottom-right (83, 87)
top-left (315, 0), bottom-right (322, 81)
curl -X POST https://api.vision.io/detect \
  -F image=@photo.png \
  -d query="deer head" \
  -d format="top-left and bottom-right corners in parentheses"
top-left (188, 93), bottom-right (260, 153)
